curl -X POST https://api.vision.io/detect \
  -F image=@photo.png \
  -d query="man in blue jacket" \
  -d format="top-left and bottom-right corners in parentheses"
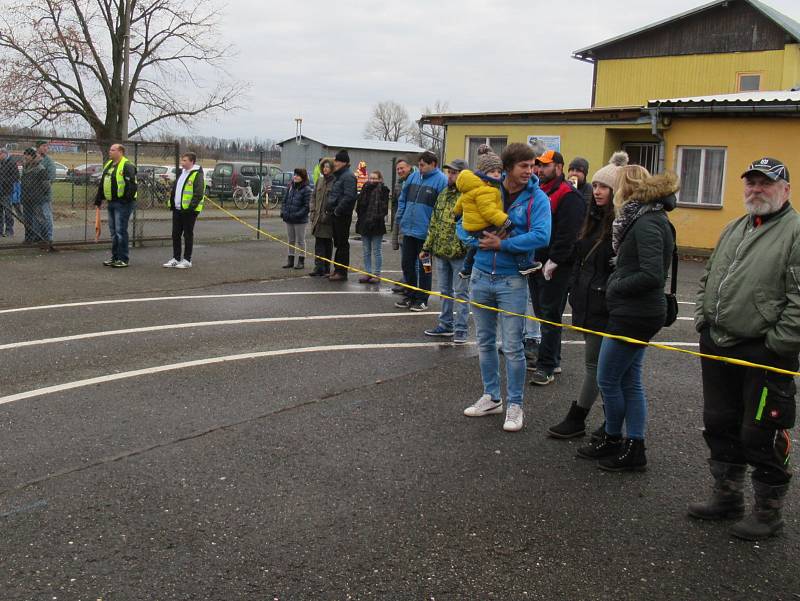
top-left (459, 143), bottom-right (551, 432)
top-left (394, 151), bottom-right (448, 311)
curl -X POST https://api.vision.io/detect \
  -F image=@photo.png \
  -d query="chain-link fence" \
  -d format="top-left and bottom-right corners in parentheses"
top-left (0, 136), bottom-right (293, 250)
top-left (0, 135), bottom-right (179, 249)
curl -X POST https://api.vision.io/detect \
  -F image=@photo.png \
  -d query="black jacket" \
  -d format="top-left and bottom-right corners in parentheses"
top-left (326, 166), bottom-right (357, 217)
top-left (355, 182), bottom-right (389, 236)
top-left (535, 175), bottom-right (586, 266)
top-left (605, 173), bottom-right (679, 341)
top-left (568, 206), bottom-right (615, 331)
top-left (0, 156), bottom-right (19, 196)
top-left (168, 167), bottom-right (205, 211)
top-left (95, 159), bottom-right (137, 204)
top-left (281, 183), bottom-right (312, 224)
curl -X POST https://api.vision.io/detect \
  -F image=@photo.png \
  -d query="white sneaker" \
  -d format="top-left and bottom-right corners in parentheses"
top-left (503, 404), bottom-right (524, 432)
top-left (162, 258), bottom-right (179, 268)
top-left (175, 259), bottom-right (192, 269)
top-left (464, 394), bottom-right (503, 417)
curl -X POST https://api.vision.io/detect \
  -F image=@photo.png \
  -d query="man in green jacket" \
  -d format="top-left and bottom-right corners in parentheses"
top-left (421, 158), bottom-right (469, 343)
top-left (689, 157), bottom-right (800, 541)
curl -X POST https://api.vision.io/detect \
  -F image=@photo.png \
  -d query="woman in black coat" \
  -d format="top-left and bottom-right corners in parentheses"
top-left (281, 168), bottom-right (312, 270)
top-left (547, 152), bottom-right (628, 439)
top-left (354, 170), bottom-right (389, 283)
top-left (577, 165), bottom-right (678, 472)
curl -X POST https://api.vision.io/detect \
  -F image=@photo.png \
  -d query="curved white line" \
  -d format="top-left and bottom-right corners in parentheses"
top-left (0, 312), bottom-right (432, 351)
top-left (0, 343), bottom-right (471, 405)
top-left (0, 291), bottom-right (387, 315)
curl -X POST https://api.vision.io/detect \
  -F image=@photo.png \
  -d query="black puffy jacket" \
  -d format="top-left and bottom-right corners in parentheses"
top-left (568, 206), bottom-right (615, 331)
top-left (281, 183), bottom-right (311, 224)
top-left (326, 166), bottom-right (357, 217)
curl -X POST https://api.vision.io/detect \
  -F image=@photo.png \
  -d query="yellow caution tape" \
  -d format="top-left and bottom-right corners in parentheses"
top-left (208, 197), bottom-right (800, 378)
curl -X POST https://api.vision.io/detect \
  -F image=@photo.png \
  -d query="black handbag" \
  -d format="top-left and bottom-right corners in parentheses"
top-left (664, 222), bottom-right (679, 327)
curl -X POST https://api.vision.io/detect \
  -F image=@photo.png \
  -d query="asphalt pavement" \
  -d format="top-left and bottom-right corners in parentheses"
top-left (0, 234), bottom-right (797, 601)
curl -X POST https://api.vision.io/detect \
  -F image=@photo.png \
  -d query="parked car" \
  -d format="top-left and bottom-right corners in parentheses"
top-left (159, 165), bottom-right (214, 189)
top-left (209, 162), bottom-right (280, 198)
top-left (269, 171), bottom-right (294, 203)
top-left (53, 161), bottom-right (68, 181)
top-left (68, 163), bottom-right (104, 184)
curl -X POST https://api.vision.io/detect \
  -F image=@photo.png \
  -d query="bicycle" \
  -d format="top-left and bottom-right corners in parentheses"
top-left (136, 174), bottom-right (169, 209)
top-left (232, 180), bottom-right (278, 210)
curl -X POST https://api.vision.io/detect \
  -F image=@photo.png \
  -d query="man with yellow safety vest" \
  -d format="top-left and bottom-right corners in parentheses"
top-left (163, 152), bottom-right (205, 269)
top-left (95, 143), bottom-right (137, 268)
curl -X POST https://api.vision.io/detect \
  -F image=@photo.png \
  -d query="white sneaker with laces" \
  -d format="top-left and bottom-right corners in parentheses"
top-left (464, 394), bottom-right (503, 417)
top-left (175, 259), bottom-right (192, 269)
top-left (503, 404), bottom-right (524, 432)
top-left (162, 258), bottom-right (179, 268)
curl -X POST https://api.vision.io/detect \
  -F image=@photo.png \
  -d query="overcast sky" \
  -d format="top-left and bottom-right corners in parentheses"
top-left (198, 0), bottom-right (800, 142)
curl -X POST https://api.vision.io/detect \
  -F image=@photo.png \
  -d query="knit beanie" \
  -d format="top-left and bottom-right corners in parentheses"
top-left (568, 157), bottom-right (589, 175)
top-left (335, 149), bottom-right (350, 163)
top-left (476, 144), bottom-right (502, 173)
top-left (591, 151), bottom-right (629, 190)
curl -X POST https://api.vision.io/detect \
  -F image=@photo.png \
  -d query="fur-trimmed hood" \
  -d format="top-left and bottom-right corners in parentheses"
top-left (627, 172), bottom-right (680, 208)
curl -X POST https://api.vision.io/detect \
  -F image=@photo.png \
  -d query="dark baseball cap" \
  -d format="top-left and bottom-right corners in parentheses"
top-left (444, 159), bottom-right (468, 171)
top-left (742, 157), bottom-right (789, 183)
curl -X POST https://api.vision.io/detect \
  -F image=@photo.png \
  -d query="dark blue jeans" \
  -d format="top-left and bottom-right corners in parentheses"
top-left (401, 235), bottom-right (431, 304)
top-left (597, 338), bottom-right (648, 440)
top-left (108, 200), bottom-right (134, 262)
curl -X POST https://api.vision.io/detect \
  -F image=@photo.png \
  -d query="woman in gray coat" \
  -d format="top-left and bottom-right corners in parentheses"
top-left (309, 158), bottom-right (334, 276)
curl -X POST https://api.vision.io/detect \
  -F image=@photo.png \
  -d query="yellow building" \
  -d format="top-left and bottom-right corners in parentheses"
top-left (424, 0), bottom-right (800, 251)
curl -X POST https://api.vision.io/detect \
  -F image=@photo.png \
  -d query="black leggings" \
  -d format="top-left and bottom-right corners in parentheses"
top-left (172, 210), bottom-right (199, 261)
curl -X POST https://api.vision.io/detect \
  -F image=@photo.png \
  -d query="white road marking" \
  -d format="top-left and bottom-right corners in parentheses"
top-left (0, 343), bottom-right (472, 405)
top-left (0, 312), bottom-right (433, 351)
top-left (0, 291), bottom-right (389, 315)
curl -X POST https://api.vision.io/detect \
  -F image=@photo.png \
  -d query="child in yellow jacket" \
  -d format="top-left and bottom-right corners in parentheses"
top-left (455, 146), bottom-right (540, 277)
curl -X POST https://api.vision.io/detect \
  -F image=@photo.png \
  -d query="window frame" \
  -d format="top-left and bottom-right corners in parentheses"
top-left (736, 71), bottom-right (762, 93)
top-left (675, 145), bottom-right (727, 209)
top-left (465, 136), bottom-right (508, 168)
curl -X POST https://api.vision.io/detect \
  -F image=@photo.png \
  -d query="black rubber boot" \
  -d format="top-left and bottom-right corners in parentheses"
top-left (730, 480), bottom-right (789, 541)
top-left (282, 256), bottom-right (295, 269)
top-left (294, 256), bottom-right (305, 269)
top-left (547, 402), bottom-right (589, 439)
top-left (577, 431), bottom-right (623, 459)
top-left (590, 421), bottom-right (606, 441)
top-left (687, 460), bottom-right (746, 521)
top-left (598, 438), bottom-right (647, 472)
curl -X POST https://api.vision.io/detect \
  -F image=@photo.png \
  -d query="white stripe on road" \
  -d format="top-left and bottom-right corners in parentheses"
top-left (0, 291), bottom-right (389, 315)
top-left (0, 312), bottom-right (433, 351)
top-left (0, 343), bottom-right (470, 405)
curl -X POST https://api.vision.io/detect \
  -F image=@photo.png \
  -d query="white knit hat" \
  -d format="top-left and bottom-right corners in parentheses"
top-left (591, 151), bottom-right (629, 190)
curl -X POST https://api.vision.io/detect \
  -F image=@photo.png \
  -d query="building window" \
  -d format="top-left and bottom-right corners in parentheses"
top-left (622, 143), bottom-right (659, 174)
top-left (676, 147), bottom-right (726, 207)
top-left (466, 137), bottom-right (507, 168)
top-left (737, 72), bottom-right (762, 92)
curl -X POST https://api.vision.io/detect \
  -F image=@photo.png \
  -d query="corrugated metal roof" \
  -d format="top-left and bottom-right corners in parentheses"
top-left (649, 91), bottom-right (800, 105)
top-left (277, 135), bottom-right (425, 154)
top-left (573, 0), bottom-right (800, 60)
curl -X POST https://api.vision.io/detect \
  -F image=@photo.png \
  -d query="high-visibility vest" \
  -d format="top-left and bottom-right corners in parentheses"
top-left (177, 169), bottom-right (205, 212)
top-left (102, 156), bottom-right (136, 201)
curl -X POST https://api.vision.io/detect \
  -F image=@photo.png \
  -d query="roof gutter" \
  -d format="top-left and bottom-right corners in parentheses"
top-left (651, 103), bottom-right (800, 114)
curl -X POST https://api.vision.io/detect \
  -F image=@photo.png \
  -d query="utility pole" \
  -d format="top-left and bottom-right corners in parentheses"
top-left (120, 0), bottom-right (133, 141)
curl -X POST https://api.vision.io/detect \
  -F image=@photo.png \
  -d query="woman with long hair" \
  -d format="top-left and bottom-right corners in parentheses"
top-left (577, 164), bottom-right (679, 471)
top-left (309, 159), bottom-right (335, 276)
top-left (548, 152), bottom-right (628, 439)
top-left (355, 170), bottom-right (390, 283)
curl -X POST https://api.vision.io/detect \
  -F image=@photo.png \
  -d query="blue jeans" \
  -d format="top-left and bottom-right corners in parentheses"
top-left (597, 338), bottom-right (648, 439)
top-left (361, 234), bottom-right (383, 275)
top-left (435, 256), bottom-right (470, 335)
top-left (470, 268), bottom-right (528, 406)
top-left (108, 200), bottom-right (134, 262)
top-left (38, 201), bottom-right (53, 241)
top-left (524, 292), bottom-right (541, 342)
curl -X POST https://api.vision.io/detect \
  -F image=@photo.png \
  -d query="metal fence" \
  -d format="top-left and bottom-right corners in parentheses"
top-left (0, 135), bottom-right (180, 249)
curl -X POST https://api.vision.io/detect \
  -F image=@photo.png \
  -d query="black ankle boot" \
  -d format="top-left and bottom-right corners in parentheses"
top-left (591, 421), bottom-right (606, 441)
top-left (687, 460), bottom-right (746, 521)
top-left (282, 256), bottom-right (295, 269)
top-left (294, 256), bottom-right (305, 269)
top-left (547, 402), bottom-right (589, 439)
top-left (598, 438), bottom-right (647, 472)
top-left (577, 431), bottom-right (622, 459)
top-left (730, 480), bottom-right (789, 540)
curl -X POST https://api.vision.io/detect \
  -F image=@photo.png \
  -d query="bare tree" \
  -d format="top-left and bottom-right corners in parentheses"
top-left (0, 0), bottom-right (245, 143)
top-left (412, 100), bottom-right (449, 158)
top-left (364, 100), bottom-right (411, 142)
